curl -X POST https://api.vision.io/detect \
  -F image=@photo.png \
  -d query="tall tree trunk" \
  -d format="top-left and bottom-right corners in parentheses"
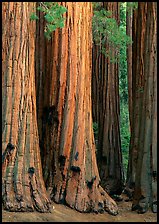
top-left (36, 2), bottom-right (118, 215)
top-left (2, 2), bottom-right (51, 212)
top-left (92, 2), bottom-right (124, 196)
top-left (126, 3), bottom-right (133, 132)
top-left (126, 3), bottom-right (146, 195)
top-left (132, 2), bottom-right (157, 214)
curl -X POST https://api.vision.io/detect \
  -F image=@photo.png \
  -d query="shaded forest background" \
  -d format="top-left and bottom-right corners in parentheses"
top-left (2, 2), bottom-right (157, 216)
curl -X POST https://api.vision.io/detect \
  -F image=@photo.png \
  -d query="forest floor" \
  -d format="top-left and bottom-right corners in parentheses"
top-left (2, 194), bottom-right (157, 222)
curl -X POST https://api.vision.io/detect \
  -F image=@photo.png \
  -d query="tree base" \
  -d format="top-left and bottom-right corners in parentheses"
top-left (51, 180), bottom-right (118, 215)
top-left (2, 145), bottom-right (52, 213)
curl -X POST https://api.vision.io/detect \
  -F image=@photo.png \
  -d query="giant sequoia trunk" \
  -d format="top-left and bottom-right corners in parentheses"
top-left (92, 2), bottom-right (124, 196)
top-left (2, 2), bottom-right (51, 212)
top-left (35, 2), bottom-right (118, 215)
top-left (126, 3), bottom-right (146, 195)
top-left (131, 2), bottom-right (157, 214)
top-left (126, 2), bottom-right (157, 213)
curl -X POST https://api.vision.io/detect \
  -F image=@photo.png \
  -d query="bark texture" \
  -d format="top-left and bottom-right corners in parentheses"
top-left (126, 3), bottom-right (146, 194)
top-left (92, 2), bottom-right (124, 196)
top-left (126, 3), bottom-right (157, 213)
top-left (2, 2), bottom-right (51, 212)
top-left (132, 2), bottom-right (157, 214)
top-left (36, 2), bottom-right (118, 215)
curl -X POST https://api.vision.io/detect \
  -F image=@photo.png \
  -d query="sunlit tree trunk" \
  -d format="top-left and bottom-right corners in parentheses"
top-left (36, 2), bottom-right (118, 215)
top-left (132, 2), bottom-right (157, 214)
top-left (92, 2), bottom-right (124, 196)
top-left (2, 2), bottom-right (51, 212)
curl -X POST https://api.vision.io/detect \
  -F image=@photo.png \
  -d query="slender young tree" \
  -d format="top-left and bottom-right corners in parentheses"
top-left (2, 2), bottom-right (51, 212)
top-left (36, 2), bottom-right (118, 215)
top-left (126, 3), bottom-right (133, 131)
top-left (92, 2), bottom-right (124, 196)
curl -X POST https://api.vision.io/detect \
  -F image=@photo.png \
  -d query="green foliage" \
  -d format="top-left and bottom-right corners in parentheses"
top-left (119, 48), bottom-right (128, 103)
top-left (120, 103), bottom-right (130, 176)
top-left (92, 2), bottom-right (132, 63)
top-left (126, 2), bottom-right (138, 15)
top-left (119, 2), bottom-right (130, 177)
top-left (30, 12), bottom-right (39, 21)
top-left (93, 122), bottom-right (98, 138)
top-left (93, 122), bottom-right (99, 149)
top-left (30, 2), bottom-right (67, 40)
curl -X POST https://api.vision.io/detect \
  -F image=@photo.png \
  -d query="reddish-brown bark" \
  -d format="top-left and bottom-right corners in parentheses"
top-left (126, 2), bottom-right (147, 196)
top-left (2, 2), bottom-right (51, 212)
top-left (132, 2), bottom-right (157, 213)
top-left (126, 2), bottom-right (157, 213)
top-left (36, 2), bottom-right (118, 215)
top-left (92, 2), bottom-right (124, 196)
